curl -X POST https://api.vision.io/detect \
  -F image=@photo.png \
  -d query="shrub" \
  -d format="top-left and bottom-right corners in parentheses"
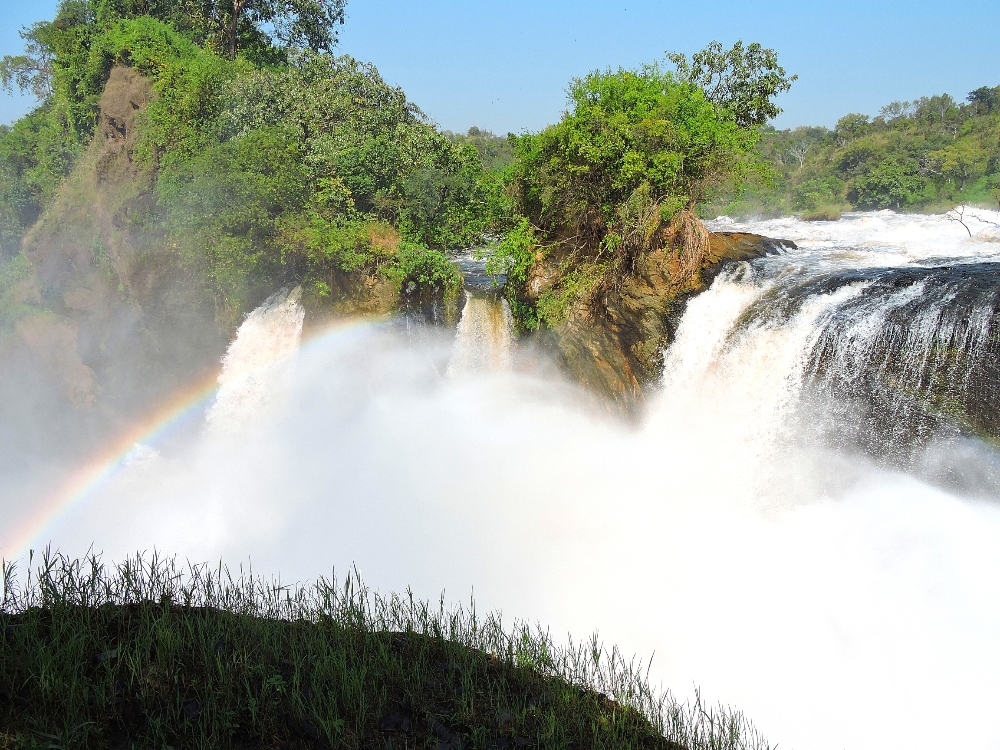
top-left (801, 206), bottom-right (843, 221)
top-left (384, 241), bottom-right (462, 298)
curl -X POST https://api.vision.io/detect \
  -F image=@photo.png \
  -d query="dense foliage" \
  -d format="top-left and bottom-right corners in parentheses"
top-left (0, 552), bottom-right (772, 750)
top-left (666, 41), bottom-right (796, 129)
top-left (493, 44), bottom-right (791, 330)
top-left (714, 85), bottom-right (1000, 218)
top-left (509, 64), bottom-right (760, 230)
top-left (0, 0), bottom-right (501, 321)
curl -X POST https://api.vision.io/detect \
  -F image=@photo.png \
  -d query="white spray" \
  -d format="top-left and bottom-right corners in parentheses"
top-left (449, 292), bottom-right (515, 376)
top-left (207, 286), bottom-right (305, 431)
top-left (30, 211), bottom-right (1000, 750)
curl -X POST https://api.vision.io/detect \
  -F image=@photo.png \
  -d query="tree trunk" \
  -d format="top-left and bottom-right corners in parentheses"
top-left (229, 0), bottom-right (245, 59)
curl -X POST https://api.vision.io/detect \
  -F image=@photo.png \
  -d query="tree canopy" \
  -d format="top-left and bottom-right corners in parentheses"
top-left (666, 40), bottom-right (796, 128)
top-left (508, 63), bottom-right (759, 237)
top-left (494, 43), bottom-right (792, 330)
top-left (0, 0), bottom-right (349, 109)
top-left (0, 3), bottom-right (499, 322)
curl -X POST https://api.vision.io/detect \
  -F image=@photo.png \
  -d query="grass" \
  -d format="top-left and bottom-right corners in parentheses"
top-left (0, 550), bottom-right (772, 750)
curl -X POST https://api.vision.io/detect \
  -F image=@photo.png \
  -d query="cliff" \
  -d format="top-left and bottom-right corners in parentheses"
top-left (1, 66), bottom-right (406, 446)
top-left (6, 67), bottom-right (223, 438)
top-left (519, 231), bottom-right (795, 411)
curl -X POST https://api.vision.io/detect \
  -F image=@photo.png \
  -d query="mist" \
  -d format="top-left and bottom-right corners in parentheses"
top-left (7, 212), bottom-right (1000, 749)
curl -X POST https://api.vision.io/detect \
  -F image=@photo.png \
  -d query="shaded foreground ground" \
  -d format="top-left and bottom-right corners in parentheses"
top-left (0, 553), bottom-right (770, 750)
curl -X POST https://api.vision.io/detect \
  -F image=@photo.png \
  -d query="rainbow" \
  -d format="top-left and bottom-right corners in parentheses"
top-left (2, 371), bottom-right (222, 563)
top-left (2, 317), bottom-right (382, 562)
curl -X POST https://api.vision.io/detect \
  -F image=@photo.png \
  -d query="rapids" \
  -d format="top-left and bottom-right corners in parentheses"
top-left (7, 209), bottom-right (1000, 750)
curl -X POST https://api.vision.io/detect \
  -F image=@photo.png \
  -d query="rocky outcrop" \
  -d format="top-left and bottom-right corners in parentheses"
top-left (14, 315), bottom-right (97, 408)
top-left (523, 231), bottom-right (795, 411)
top-left (2, 64), bottom-right (437, 454)
top-left (7, 66), bottom-right (223, 438)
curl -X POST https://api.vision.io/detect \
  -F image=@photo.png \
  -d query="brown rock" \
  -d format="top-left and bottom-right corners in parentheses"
top-left (526, 231), bottom-right (795, 413)
top-left (15, 315), bottom-right (97, 408)
top-left (98, 66), bottom-right (154, 162)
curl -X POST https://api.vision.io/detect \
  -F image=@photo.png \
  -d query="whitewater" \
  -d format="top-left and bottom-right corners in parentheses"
top-left (8, 209), bottom-right (1000, 750)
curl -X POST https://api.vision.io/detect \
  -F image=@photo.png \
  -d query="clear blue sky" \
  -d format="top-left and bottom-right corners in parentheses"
top-left (2, 0), bottom-right (998, 133)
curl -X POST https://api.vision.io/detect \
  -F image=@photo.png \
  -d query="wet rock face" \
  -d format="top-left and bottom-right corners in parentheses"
top-left (10, 66), bottom-right (223, 436)
top-left (14, 315), bottom-right (97, 408)
top-left (524, 232), bottom-right (795, 412)
top-left (98, 66), bottom-right (154, 167)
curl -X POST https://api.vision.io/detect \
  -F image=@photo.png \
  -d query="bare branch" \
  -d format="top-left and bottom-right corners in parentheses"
top-left (945, 206), bottom-right (972, 237)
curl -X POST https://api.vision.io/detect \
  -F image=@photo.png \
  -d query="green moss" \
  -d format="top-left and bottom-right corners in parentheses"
top-left (536, 262), bottom-right (608, 328)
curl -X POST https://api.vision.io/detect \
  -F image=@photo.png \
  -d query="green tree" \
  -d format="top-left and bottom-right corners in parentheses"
top-left (221, 52), bottom-right (495, 250)
top-left (834, 113), bottom-right (870, 146)
top-left (220, 0), bottom-right (348, 59)
top-left (666, 40), bottom-right (796, 128)
top-left (445, 127), bottom-right (515, 172)
top-left (0, 26), bottom-right (55, 101)
top-left (792, 176), bottom-right (844, 211)
top-left (967, 85), bottom-right (1000, 115)
top-left (500, 46), bottom-right (792, 328)
top-left (852, 161), bottom-right (920, 209)
top-left (930, 139), bottom-right (986, 192)
top-left (509, 64), bottom-right (758, 236)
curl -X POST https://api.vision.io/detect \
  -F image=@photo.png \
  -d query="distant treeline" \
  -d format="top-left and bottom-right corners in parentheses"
top-left (711, 85), bottom-right (1000, 219)
top-left (445, 126), bottom-right (515, 173)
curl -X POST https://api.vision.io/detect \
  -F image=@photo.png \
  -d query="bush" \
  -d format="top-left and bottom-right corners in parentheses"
top-left (0, 253), bottom-right (34, 329)
top-left (384, 241), bottom-right (462, 298)
top-left (486, 218), bottom-right (538, 330)
top-left (496, 55), bottom-right (776, 331)
top-left (791, 176), bottom-right (844, 211)
top-left (509, 65), bottom-right (760, 242)
top-left (0, 108), bottom-right (80, 255)
top-left (801, 206), bottom-right (842, 221)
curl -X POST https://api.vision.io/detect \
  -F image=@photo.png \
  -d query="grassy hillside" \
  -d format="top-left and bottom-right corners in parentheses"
top-left (0, 552), bottom-right (771, 750)
top-left (709, 86), bottom-right (1000, 219)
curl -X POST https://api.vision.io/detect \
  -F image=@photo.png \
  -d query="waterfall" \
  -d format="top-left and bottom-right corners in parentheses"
top-left (26, 211), bottom-right (1000, 750)
top-left (803, 264), bottom-right (1000, 452)
top-left (652, 266), bottom-right (865, 480)
top-left (448, 291), bottom-right (515, 375)
top-left (206, 286), bottom-right (305, 430)
top-left (690, 210), bottom-right (1000, 466)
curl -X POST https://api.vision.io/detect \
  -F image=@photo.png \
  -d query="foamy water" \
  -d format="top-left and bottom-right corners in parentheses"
top-left (712, 206), bottom-right (1000, 260)
top-left (207, 286), bottom-right (305, 430)
top-left (448, 292), bottom-right (515, 375)
top-left (20, 210), bottom-right (1000, 750)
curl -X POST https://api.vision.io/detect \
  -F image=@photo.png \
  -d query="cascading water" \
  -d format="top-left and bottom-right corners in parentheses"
top-left (448, 292), bottom-right (515, 375)
top-left (206, 286), bottom-right (305, 431)
top-left (703, 209), bottom-right (1000, 468)
top-left (18, 209), bottom-right (1000, 750)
